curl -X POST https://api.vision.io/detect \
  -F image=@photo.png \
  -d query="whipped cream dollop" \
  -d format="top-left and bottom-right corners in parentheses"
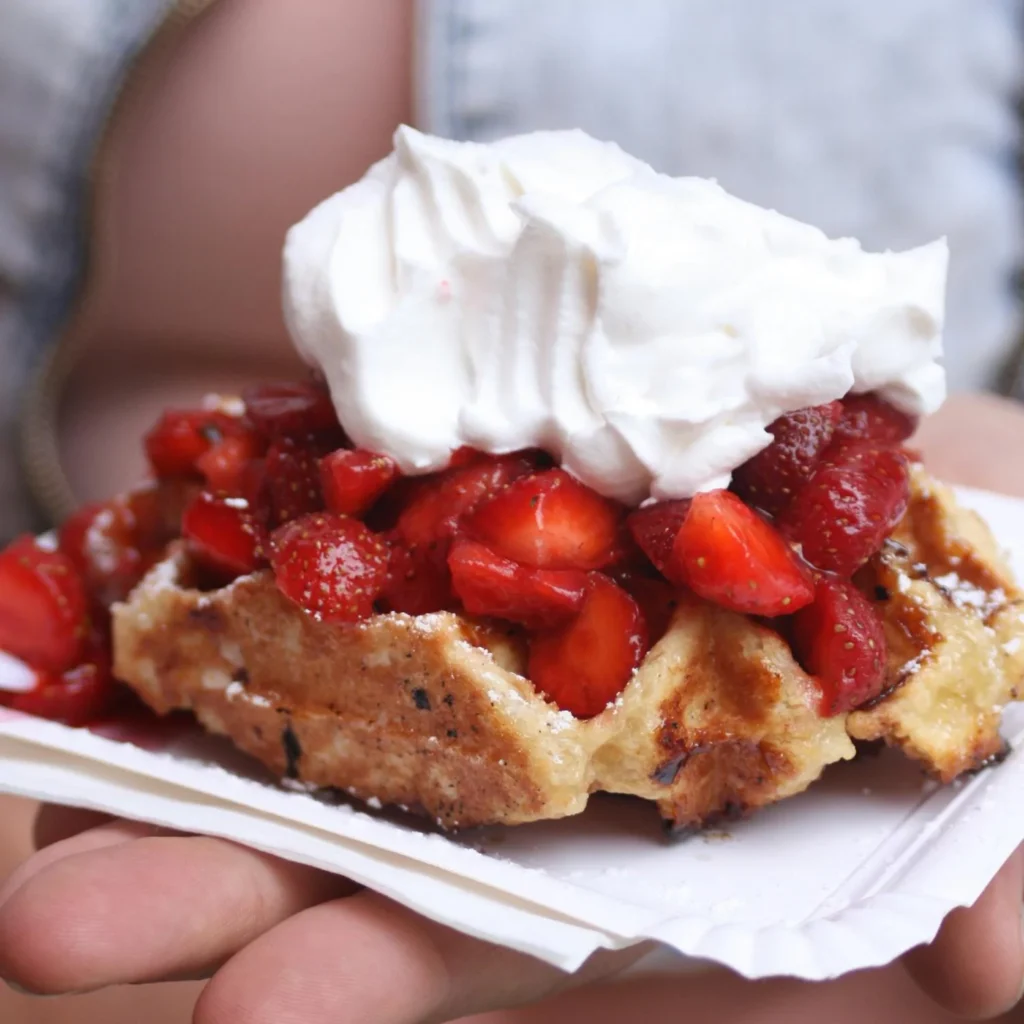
top-left (283, 126), bottom-right (947, 504)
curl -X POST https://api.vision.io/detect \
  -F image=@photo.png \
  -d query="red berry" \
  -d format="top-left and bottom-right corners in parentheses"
top-left (0, 536), bottom-right (89, 672)
top-left (59, 495), bottom-right (162, 607)
top-left (242, 381), bottom-right (339, 440)
top-left (465, 469), bottom-right (625, 571)
top-left (731, 402), bottom-right (842, 516)
top-left (778, 445), bottom-right (910, 576)
top-left (261, 439), bottom-right (325, 526)
top-left (6, 660), bottom-right (115, 727)
top-left (195, 429), bottom-right (266, 495)
top-left (396, 454), bottom-right (537, 548)
top-left (671, 490), bottom-right (814, 616)
top-left (182, 492), bottom-right (266, 577)
top-left (269, 512), bottom-right (389, 623)
top-left (320, 449), bottom-right (398, 518)
top-left (378, 536), bottom-right (453, 616)
top-left (611, 570), bottom-right (680, 644)
top-left (143, 410), bottom-right (224, 479)
top-left (791, 578), bottom-right (888, 716)
top-left (448, 538), bottom-right (587, 628)
top-left (529, 574), bottom-right (648, 719)
top-left (627, 500), bottom-right (691, 581)
top-left (833, 394), bottom-right (918, 447)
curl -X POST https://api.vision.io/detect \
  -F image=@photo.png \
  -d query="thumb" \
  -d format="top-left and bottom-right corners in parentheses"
top-left (903, 845), bottom-right (1024, 1019)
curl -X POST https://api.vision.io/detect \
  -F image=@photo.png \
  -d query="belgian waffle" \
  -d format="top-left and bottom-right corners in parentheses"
top-left (111, 466), bottom-right (1024, 830)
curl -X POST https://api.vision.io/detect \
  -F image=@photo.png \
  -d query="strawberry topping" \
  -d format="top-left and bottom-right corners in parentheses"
top-left (465, 469), bottom-right (625, 571)
top-left (832, 394), bottom-right (918, 447)
top-left (378, 535), bottom-right (454, 616)
top-left (320, 449), bottom-right (399, 518)
top-left (396, 454), bottom-right (536, 548)
top-left (528, 574), bottom-right (648, 719)
top-left (731, 402), bottom-right (842, 516)
top-left (778, 444), bottom-right (910, 576)
top-left (242, 381), bottom-right (340, 440)
top-left (791, 578), bottom-right (888, 716)
top-left (59, 490), bottom-right (169, 606)
top-left (627, 500), bottom-right (691, 581)
top-left (182, 492), bottom-right (267, 577)
top-left (269, 512), bottom-right (389, 623)
top-left (195, 429), bottom-right (266, 496)
top-left (672, 490), bottom-right (814, 616)
top-left (3, 659), bottom-right (116, 727)
top-left (0, 536), bottom-right (89, 673)
top-left (448, 538), bottom-right (588, 628)
top-left (260, 439), bottom-right (325, 527)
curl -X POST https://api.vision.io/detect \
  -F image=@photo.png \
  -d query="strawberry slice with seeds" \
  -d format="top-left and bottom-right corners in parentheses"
top-left (833, 393), bottom-right (918, 447)
top-left (269, 512), bottom-right (389, 623)
top-left (242, 381), bottom-right (340, 440)
top-left (320, 449), bottom-right (399, 518)
top-left (378, 535), bottom-right (454, 615)
top-left (182, 492), bottom-right (267, 577)
top-left (528, 574), bottom-right (648, 719)
top-left (791, 578), bottom-right (888, 715)
top-left (0, 536), bottom-right (88, 672)
top-left (671, 490), bottom-right (814, 616)
top-left (627, 500), bottom-right (691, 581)
top-left (778, 445), bottom-right (910, 576)
top-left (731, 402), bottom-right (842, 516)
top-left (261, 439), bottom-right (325, 526)
top-left (465, 469), bottom-right (625, 571)
top-left (448, 538), bottom-right (587, 628)
top-left (397, 454), bottom-right (537, 548)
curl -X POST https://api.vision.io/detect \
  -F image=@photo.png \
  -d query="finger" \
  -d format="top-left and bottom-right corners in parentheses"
top-left (0, 833), bottom-right (356, 995)
top-left (903, 845), bottom-right (1024, 1019)
top-left (33, 804), bottom-right (115, 850)
top-left (0, 818), bottom-right (154, 910)
top-left (195, 889), bottom-right (646, 1024)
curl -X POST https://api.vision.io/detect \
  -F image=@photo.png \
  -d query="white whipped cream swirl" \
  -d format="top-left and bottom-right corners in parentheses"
top-left (283, 126), bottom-right (947, 504)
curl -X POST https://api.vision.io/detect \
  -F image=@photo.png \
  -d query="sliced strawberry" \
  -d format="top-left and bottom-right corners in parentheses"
top-left (447, 446), bottom-right (485, 469)
top-left (778, 445), bottom-right (910, 576)
top-left (144, 411), bottom-right (212, 479)
top-left (612, 570), bottom-right (679, 644)
top-left (671, 490), bottom-right (813, 616)
top-left (182, 492), bottom-right (266, 577)
top-left (320, 449), bottom-right (399, 518)
top-left (448, 538), bottom-right (587, 628)
top-left (261, 439), bottom-right (325, 526)
top-left (0, 536), bottom-right (88, 672)
top-left (465, 469), bottom-right (625, 571)
top-left (378, 536), bottom-right (453, 615)
top-left (731, 402), bottom-right (842, 516)
top-left (626, 500), bottom-right (691, 581)
top-left (397, 454), bottom-right (537, 548)
top-left (791, 578), bottom-right (888, 716)
top-left (60, 499), bottom-right (147, 607)
top-left (195, 428), bottom-right (266, 495)
top-left (528, 574), bottom-right (648, 719)
top-left (6, 660), bottom-right (116, 727)
top-left (242, 381), bottom-right (339, 440)
top-left (269, 512), bottom-right (389, 623)
top-left (833, 393), bottom-right (918, 447)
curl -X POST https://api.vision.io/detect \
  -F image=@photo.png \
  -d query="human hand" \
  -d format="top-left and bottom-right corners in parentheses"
top-left (0, 807), bottom-right (646, 1023)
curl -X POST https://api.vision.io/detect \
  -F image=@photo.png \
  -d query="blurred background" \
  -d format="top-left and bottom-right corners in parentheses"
top-left (1, 1), bottom-right (1024, 1020)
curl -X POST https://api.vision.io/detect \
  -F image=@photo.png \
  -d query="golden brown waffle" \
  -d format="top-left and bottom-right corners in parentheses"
top-left (111, 467), bottom-right (1024, 830)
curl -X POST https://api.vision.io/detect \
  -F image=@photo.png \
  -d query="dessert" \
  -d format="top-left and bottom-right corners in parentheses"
top-left (2, 128), bottom-right (1022, 832)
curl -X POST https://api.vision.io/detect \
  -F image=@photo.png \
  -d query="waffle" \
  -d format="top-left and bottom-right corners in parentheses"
top-left (111, 466), bottom-right (1024, 830)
